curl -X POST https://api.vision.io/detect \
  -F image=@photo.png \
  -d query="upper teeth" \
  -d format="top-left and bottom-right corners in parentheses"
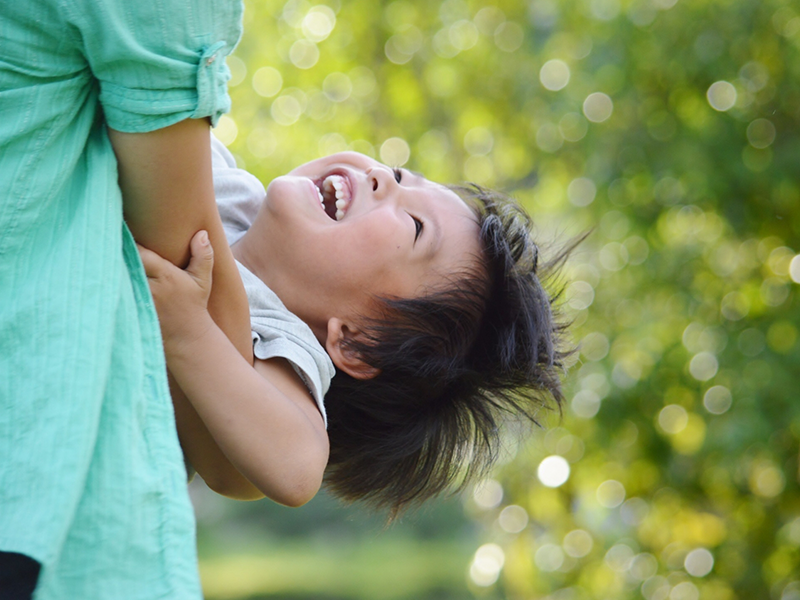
top-left (322, 174), bottom-right (351, 221)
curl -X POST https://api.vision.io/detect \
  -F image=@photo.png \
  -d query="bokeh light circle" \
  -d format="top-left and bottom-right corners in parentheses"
top-left (750, 462), bottom-right (786, 498)
top-left (567, 280), bottom-right (595, 310)
top-left (494, 22), bottom-right (524, 52)
top-left (449, 20), bottom-right (479, 51)
top-left (534, 544), bottom-right (564, 572)
top-left (583, 92), bottom-right (613, 122)
top-left (472, 478), bottom-right (503, 509)
top-left (630, 553), bottom-right (659, 581)
top-left (379, 137), bottom-right (410, 166)
top-left (791, 255), bottom-right (800, 283)
top-left (563, 529), bottom-right (594, 557)
top-left (214, 115), bottom-right (238, 145)
top-left (671, 581), bottom-right (700, 600)
top-left (658, 404), bottom-right (688, 434)
top-left (703, 385), bottom-right (732, 414)
top-left (252, 66), bottom-right (283, 98)
top-left (301, 5), bottom-right (336, 42)
top-left (289, 39), bottom-right (320, 69)
top-left (246, 127), bottom-right (277, 158)
top-left (571, 390), bottom-right (601, 418)
top-left (469, 543), bottom-right (505, 586)
top-left (568, 177), bottom-right (597, 206)
top-left (689, 352), bottom-right (719, 381)
top-left (539, 59), bottom-right (571, 91)
top-left (596, 479), bottom-right (626, 508)
top-left (747, 119), bottom-right (776, 148)
top-left (322, 72), bottom-right (353, 102)
top-left (684, 548), bottom-right (714, 577)
top-left (537, 455), bottom-right (570, 487)
top-left (463, 127), bottom-right (494, 156)
top-left (536, 123), bottom-right (563, 153)
top-left (605, 543), bottom-right (634, 572)
top-left (559, 112), bottom-right (589, 141)
top-left (706, 81), bottom-right (737, 111)
top-left (270, 95), bottom-right (302, 126)
top-left (498, 505), bottom-right (529, 533)
top-left (580, 332), bottom-right (609, 361)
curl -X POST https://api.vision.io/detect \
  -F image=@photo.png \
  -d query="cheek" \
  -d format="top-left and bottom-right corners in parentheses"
top-left (339, 221), bottom-right (416, 294)
top-left (347, 216), bottom-right (408, 259)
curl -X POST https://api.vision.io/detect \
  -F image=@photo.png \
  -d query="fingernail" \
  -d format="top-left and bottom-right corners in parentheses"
top-left (199, 231), bottom-right (209, 245)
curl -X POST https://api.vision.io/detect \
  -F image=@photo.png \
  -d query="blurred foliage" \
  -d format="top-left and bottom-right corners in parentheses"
top-left (207, 0), bottom-right (800, 598)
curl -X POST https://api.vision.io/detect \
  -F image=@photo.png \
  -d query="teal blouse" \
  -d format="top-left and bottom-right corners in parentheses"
top-left (0, 1), bottom-right (242, 598)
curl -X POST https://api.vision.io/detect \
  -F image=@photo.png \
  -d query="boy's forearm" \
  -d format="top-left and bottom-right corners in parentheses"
top-left (169, 374), bottom-right (264, 500)
top-left (165, 315), bottom-right (329, 507)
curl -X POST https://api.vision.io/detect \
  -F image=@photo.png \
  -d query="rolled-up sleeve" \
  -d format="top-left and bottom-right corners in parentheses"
top-left (65, 0), bottom-right (243, 132)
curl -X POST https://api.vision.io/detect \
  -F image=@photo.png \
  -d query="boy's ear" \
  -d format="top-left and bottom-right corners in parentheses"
top-left (325, 318), bottom-right (380, 380)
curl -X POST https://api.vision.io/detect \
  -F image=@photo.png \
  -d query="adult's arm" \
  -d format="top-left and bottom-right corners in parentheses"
top-left (108, 118), bottom-right (251, 361)
top-left (109, 119), bottom-right (258, 495)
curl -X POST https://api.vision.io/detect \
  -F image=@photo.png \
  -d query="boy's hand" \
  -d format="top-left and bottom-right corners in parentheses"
top-left (137, 230), bottom-right (215, 347)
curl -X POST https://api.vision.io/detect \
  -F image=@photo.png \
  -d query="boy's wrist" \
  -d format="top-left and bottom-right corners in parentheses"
top-left (162, 311), bottom-right (217, 360)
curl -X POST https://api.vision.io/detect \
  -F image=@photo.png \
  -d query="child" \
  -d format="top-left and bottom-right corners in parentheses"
top-left (140, 135), bottom-right (572, 512)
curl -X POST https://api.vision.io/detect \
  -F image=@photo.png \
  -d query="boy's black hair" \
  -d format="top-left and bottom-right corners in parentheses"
top-left (323, 184), bottom-right (576, 513)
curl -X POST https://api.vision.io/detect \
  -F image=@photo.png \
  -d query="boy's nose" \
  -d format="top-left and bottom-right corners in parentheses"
top-left (367, 167), bottom-right (397, 201)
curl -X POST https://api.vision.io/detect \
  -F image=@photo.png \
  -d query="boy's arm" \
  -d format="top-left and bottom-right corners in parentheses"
top-left (139, 233), bottom-right (330, 507)
top-left (169, 376), bottom-right (265, 500)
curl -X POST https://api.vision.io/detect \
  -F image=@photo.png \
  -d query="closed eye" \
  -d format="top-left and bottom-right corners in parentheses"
top-left (412, 216), bottom-right (423, 242)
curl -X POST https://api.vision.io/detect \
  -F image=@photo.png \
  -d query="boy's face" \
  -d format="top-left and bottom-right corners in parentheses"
top-left (244, 151), bottom-right (482, 340)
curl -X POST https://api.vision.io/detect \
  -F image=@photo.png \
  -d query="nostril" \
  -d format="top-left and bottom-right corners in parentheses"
top-left (372, 178), bottom-right (378, 191)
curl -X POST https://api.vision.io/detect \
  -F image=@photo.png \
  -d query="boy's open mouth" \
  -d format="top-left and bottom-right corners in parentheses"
top-left (314, 172), bottom-right (352, 221)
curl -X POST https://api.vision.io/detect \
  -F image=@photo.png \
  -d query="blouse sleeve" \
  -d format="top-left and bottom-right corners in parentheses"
top-left (64, 0), bottom-right (243, 132)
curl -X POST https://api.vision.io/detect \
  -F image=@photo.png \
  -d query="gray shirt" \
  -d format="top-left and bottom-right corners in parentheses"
top-left (212, 135), bottom-right (334, 425)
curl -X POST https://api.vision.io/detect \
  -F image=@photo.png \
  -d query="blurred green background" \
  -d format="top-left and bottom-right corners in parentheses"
top-left (195, 0), bottom-right (800, 598)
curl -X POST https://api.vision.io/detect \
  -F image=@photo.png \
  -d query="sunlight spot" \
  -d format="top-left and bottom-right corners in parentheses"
top-left (380, 137), bottom-right (411, 166)
top-left (596, 479), bottom-right (626, 508)
top-left (498, 505), bottom-right (529, 533)
top-left (684, 548), bottom-right (714, 577)
top-left (706, 81), bottom-right (736, 111)
top-left (658, 404), bottom-right (688, 434)
top-left (473, 479), bottom-right (503, 509)
top-left (537, 455), bottom-right (570, 487)
top-left (534, 544), bottom-right (564, 571)
top-left (540, 59), bottom-right (571, 91)
top-left (563, 529), bottom-right (594, 557)
top-left (583, 92), bottom-right (614, 122)
top-left (470, 543), bottom-right (504, 586)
